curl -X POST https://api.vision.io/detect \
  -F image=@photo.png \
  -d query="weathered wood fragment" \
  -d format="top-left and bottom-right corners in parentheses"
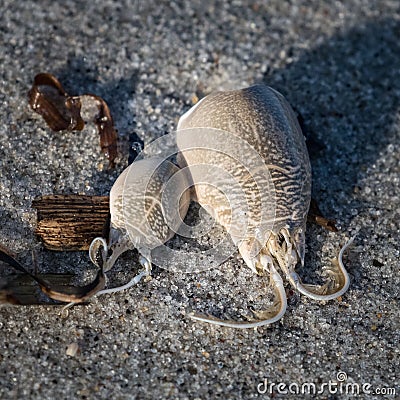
top-left (32, 195), bottom-right (110, 251)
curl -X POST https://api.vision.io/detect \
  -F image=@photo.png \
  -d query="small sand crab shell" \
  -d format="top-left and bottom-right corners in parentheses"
top-left (177, 84), bottom-right (352, 328)
top-left (90, 157), bottom-right (190, 291)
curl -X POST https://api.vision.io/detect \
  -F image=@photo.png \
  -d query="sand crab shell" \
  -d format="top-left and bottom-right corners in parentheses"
top-left (176, 84), bottom-right (352, 328)
top-left (90, 157), bottom-right (190, 292)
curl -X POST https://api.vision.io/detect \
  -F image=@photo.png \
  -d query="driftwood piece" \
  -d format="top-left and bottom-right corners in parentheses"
top-left (32, 195), bottom-right (110, 251)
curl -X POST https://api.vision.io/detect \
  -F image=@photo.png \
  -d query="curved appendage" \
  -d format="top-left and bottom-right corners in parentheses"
top-left (189, 260), bottom-right (287, 329)
top-left (96, 270), bottom-right (146, 296)
top-left (89, 237), bottom-right (109, 268)
top-left (89, 237), bottom-right (152, 296)
top-left (61, 253), bottom-right (151, 317)
top-left (96, 255), bottom-right (152, 296)
top-left (89, 235), bottom-right (132, 272)
top-left (288, 235), bottom-right (354, 301)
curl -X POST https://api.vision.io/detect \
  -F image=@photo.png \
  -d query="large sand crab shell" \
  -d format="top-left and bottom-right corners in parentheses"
top-left (176, 84), bottom-right (352, 328)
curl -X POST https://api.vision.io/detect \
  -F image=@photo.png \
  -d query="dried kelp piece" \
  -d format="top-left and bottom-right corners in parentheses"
top-left (308, 198), bottom-right (338, 232)
top-left (32, 195), bottom-right (110, 251)
top-left (28, 73), bottom-right (84, 131)
top-left (0, 283), bottom-right (21, 305)
top-left (0, 245), bottom-right (105, 304)
top-left (28, 73), bottom-right (118, 167)
top-left (90, 95), bottom-right (118, 165)
top-left (1, 273), bottom-right (78, 305)
top-left (38, 271), bottom-right (105, 303)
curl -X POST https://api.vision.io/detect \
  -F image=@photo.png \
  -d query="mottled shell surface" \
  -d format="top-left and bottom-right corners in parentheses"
top-left (110, 158), bottom-right (191, 251)
top-left (177, 85), bottom-right (311, 241)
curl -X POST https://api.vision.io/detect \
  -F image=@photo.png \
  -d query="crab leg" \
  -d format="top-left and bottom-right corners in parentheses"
top-left (89, 236), bottom-right (152, 296)
top-left (287, 235), bottom-right (354, 301)
top-left (189, 261), bottom-right (287, 329)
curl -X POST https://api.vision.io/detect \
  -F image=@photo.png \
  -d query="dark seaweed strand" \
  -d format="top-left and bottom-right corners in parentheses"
top-left (0, 245), bottom-right (105, 304)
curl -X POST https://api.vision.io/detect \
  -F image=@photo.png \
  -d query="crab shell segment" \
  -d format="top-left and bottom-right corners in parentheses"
top-left (177, 84), bottom-right (351, 328)
top-left (90, 157), bottom-right (191, 287)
